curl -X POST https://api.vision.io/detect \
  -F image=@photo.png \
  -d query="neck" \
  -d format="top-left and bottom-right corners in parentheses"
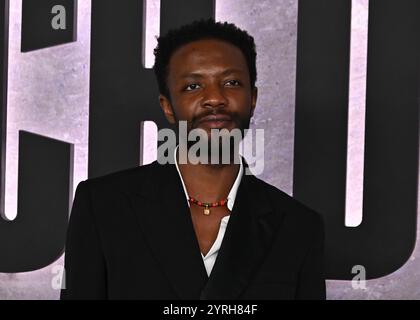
top-left (176, 149), bottom-right (241, 202)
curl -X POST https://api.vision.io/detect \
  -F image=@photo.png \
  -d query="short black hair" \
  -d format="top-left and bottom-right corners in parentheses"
top-left (153, 18), bottom-right (257, 99)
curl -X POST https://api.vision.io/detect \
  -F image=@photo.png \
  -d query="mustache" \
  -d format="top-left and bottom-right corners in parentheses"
top-left (191, 110), bottom-right (234, 128)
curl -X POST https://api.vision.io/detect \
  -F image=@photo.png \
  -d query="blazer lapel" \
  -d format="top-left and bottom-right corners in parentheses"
top-left (126, 161), bottom-right (208, 299)
top-left (124, 157), bottom-right (285, 300)
top-left (200, 172), bottom-right (285, 300)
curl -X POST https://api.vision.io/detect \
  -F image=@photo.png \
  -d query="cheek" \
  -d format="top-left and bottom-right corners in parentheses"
top-left (171, 97), bottom-right (197, 120)
top-left (228, 93), bottom-right (253, 114)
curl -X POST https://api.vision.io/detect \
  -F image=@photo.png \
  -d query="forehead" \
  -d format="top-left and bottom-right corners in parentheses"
top-left (167, 38), bottom-right (249, 79)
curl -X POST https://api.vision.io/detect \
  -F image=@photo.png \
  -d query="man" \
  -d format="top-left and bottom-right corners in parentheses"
top-left (61, 19), bottom-right (325, 300)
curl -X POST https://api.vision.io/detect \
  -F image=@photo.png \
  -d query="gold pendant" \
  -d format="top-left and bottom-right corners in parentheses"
top-left (204, 205), bottom-right (210, 215)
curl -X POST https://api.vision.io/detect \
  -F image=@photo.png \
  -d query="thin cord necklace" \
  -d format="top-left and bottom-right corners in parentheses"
top-left (188, 196), bottom-right (228, 215)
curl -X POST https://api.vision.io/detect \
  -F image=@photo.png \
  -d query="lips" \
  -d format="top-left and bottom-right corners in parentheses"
top-left (197, 114), bottom-right (233, 129)
top-left (198, 114), bottom-right (232, 123)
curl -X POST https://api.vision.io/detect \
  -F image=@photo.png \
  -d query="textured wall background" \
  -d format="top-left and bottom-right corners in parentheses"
top-left (0, 0), bottom-right (418, 299)
top-left (0, 0), bottom-right (91, 299)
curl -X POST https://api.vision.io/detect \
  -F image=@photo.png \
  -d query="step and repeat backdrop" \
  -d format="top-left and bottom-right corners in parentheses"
top-left (0, 0), bottom-right (419, 299)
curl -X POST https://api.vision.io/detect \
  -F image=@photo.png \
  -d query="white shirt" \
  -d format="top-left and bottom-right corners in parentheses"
top-left (173, 145), bottom-right (244, 276)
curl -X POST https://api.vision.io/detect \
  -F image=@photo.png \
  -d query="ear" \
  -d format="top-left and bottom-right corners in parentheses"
top-left (159, 94), bottom-right (176, 124)
top-left (250, 86), bottom-right (258, 118)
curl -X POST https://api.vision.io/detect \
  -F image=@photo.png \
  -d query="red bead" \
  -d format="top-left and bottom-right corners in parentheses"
top-left (188, 196), bottom-right (228, 208)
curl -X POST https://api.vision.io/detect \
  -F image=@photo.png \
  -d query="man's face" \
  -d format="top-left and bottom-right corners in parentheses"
top-left (159, 38), bottom-right (258, 140)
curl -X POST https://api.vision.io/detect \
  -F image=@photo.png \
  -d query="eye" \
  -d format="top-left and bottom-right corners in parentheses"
top-left (184, 83), bottom-right (201, 91)
top-left (225, 80), bottom-right (241, 86)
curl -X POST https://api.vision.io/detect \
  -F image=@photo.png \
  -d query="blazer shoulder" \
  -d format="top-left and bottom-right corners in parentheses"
top-left (249, 174), bottom-right (324, 230)
top-left (78, 161), bottom-right (162, 193)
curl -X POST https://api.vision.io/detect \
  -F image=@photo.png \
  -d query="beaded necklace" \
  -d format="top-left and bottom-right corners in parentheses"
top-left (188, 196), bottom-right (228, 215)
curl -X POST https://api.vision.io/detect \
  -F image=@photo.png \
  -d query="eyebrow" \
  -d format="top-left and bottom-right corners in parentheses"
top-left (179, 68), bottom-right (245, 79)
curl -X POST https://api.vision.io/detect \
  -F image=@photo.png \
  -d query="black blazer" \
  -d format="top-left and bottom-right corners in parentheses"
top-left (60, 159), bottom-right (325, 300)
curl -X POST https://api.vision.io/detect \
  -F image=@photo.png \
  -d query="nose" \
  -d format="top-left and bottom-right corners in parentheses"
top-left (201, 83), bottom-right (228, 109)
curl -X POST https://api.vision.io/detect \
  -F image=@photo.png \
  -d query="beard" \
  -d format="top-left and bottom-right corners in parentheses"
top-left (178, 111), bottom-right (252, 165)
